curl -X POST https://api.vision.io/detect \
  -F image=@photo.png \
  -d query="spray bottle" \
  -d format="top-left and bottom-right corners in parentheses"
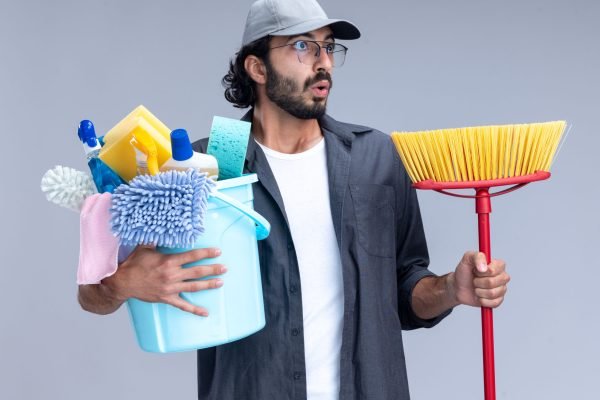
top-left (78, 120), bottom-right (127, 193)
top-left (160, 129), bottom-right (219, 180)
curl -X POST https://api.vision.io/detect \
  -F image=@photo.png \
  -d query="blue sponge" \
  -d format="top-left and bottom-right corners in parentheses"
top-left (207, 116), bottom-right (251, 180)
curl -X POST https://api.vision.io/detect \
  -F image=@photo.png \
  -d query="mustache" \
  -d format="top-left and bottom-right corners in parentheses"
top-left (304, 71), bottom-right (333, 90)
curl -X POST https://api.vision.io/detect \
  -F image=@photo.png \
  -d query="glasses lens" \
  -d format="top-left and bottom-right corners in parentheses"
top-left (295, 41), bottom-right (347, 68)
top-left (330, 44), bottom-right (347, 67)
top-left (296, 41), bottom-right (317, 65)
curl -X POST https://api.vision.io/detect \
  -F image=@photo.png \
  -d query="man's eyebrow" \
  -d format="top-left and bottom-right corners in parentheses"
top-left (287, 32), bottom-right (336, 42)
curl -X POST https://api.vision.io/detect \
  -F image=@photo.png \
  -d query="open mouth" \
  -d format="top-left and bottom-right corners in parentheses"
top-left (311, 80), bottom-right (331, 97)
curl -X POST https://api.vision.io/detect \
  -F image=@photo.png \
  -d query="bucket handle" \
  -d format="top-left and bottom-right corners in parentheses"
top-left (210, 191), bottom-right (271, 240)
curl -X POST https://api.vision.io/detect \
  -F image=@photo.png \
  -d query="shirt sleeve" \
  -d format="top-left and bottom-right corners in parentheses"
top-left (391, 144), bottom-right (453, 330)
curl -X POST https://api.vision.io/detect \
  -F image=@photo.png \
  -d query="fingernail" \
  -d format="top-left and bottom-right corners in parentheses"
top-left (200, 311), bottom-right (209, 317)
top-left (215, 248), bottom-right (221, 256)
top-left (215, 279), bottom-right (224, 288)
top-left (221, 266), bottom-right (228, 273)
top-left (478, 263), bottom-right (487, 272)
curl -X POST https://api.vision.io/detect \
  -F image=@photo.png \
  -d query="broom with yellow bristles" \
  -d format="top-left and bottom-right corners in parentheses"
top-left (391, 121), bottom-right (566, 400)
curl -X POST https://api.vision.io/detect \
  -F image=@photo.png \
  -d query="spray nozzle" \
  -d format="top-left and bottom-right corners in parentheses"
top-left (78, 120), bottom-right (99, 148)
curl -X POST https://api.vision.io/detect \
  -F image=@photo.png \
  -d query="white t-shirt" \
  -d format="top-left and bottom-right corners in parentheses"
top-left (257, 138), bottom-right (344, 400)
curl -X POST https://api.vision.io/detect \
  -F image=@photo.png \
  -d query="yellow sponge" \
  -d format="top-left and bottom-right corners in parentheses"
top-left (99, 105), bottom-right (172, 181)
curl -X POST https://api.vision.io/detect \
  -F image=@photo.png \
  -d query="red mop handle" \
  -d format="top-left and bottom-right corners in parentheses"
top-left (476, 188), bottom-right (496, 400)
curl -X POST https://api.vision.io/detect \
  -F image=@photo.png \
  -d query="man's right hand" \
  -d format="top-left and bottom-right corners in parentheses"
top-left (101, 246), bottom-right (226, 317)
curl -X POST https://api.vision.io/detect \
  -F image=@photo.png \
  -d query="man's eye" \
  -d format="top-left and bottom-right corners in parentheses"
top-left (325, 43), bottom-right (336, 53)
top-left (293, 41), bottom-right (309, 51)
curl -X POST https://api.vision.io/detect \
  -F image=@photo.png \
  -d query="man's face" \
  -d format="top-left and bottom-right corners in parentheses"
top-left (264, 27), bottom-right (334, 119)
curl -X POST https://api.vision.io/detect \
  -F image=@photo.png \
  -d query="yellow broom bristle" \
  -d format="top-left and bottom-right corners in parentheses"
top-left (391, 121), bottom-right (566, 183)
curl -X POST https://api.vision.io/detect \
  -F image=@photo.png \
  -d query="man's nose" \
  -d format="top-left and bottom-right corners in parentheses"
top-left (313, 47), bottom-right (333, 72)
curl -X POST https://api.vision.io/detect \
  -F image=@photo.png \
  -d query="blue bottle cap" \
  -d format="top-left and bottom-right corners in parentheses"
top-left (78, 120), bottom-right (98, 147)
top-left (171, 129), bottom-right (193, 161)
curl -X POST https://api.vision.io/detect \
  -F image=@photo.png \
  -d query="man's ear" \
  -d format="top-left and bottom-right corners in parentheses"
top-left (245, 55), bottom-right (267, 85)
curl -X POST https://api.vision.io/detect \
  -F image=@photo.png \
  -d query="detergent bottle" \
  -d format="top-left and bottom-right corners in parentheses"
top-left (160, 129), bottom-right (219, 180)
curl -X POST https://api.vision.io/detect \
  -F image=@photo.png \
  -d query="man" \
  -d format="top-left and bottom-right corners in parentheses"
top-left (78, 0), bottom-right (510, 399)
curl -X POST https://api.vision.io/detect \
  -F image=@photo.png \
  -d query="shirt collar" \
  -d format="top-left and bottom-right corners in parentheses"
top-left (242, 108), bottom-right (372, 165)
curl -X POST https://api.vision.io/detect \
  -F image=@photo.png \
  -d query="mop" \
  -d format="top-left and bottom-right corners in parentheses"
top-left (391, 120), bottom-right (567, 400)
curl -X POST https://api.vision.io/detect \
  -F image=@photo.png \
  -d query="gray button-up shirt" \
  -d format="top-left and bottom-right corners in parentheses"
top-left (192, 111), bottom-right (451, 400)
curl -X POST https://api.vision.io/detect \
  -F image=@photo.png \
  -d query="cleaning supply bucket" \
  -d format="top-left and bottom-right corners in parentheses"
top-left (126, 173), bottom-right (270, 353)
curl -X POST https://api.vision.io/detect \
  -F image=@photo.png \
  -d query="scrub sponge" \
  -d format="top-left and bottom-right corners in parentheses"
top-left (99, 105), bottom-right (172, 182)
top-left (206, 116), bottom-right (251, 180)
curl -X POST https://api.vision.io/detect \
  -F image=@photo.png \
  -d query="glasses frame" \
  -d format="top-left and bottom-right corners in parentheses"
top-left (270, 39), bottom-right (348, 68)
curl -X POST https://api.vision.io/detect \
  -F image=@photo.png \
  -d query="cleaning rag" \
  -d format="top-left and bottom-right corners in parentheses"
top-left (77, 193), bottom-right (120, 284)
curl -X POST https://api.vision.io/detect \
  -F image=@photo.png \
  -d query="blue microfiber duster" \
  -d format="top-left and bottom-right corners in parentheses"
top-left (110, 169), bottom-right (215, 247)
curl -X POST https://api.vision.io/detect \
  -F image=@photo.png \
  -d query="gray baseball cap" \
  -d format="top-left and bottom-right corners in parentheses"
top-left (242, 0), bottom-right (361, 46)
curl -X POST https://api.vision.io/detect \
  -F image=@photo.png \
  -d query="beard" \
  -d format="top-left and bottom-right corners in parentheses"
top-left (264, 58), bottom-right (333, 120)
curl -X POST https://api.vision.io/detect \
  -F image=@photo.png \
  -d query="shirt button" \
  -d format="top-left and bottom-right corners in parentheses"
top-left (293, 372), bottom-right (302, 380)
top-left (292, 328), bottom-right (300, 336)
top-left (290, 285), bottom-right (298, 294)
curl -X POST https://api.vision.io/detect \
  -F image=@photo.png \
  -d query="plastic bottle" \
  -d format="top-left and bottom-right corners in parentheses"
top-left (160, 129), bottom-right (219, 180)
top-left (78, 120), bottom-right (127, 193)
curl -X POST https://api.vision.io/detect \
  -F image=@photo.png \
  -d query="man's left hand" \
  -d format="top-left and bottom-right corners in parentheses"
top-left (448, 251), bottom-right (510, 308)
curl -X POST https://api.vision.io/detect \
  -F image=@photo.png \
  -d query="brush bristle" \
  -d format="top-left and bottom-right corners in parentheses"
top-left (391, 121), bottom-right (566, 183)
top-left (41, 165), bottom-right (96, 211)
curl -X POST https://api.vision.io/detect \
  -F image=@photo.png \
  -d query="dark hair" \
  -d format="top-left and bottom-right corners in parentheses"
top-left (222, 36), bottom-right (271, 108)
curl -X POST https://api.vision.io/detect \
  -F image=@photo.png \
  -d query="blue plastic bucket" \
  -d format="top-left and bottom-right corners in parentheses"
top-left (126, 174), bottom-right (270, 353)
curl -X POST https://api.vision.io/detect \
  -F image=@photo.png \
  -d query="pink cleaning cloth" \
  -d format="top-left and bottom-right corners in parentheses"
top-left (77, 193), bottom-right (120, 285)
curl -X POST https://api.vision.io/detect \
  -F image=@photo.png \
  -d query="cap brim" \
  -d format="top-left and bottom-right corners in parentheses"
top-left (271, 18), bottom-right (360, 40)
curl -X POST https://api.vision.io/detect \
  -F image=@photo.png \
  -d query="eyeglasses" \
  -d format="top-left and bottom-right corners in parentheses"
top-left (270, 40), bottom-right (348, 68)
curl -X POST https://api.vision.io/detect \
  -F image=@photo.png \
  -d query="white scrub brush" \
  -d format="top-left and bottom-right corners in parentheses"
top-left (41, 165), bottom-right (96, 212)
